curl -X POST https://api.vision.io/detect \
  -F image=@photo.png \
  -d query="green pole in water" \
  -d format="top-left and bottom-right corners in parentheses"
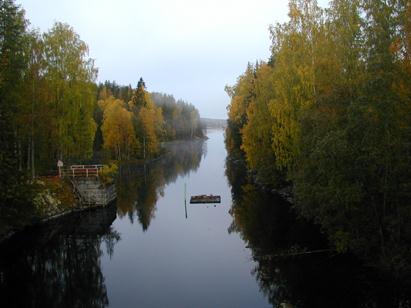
top-left (184, 183), bottom-right (187, 219)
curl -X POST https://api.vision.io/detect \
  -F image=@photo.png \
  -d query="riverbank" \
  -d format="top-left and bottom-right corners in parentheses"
top-left (0, 136), bottom-right (208, 245)
top-left (0, 176), bottom-right (112, 245)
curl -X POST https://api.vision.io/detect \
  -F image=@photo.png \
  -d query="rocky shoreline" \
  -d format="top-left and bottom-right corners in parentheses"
top-left (0, 177), bottom-right (115, 245)
top-left (0, 201), bottom-right (114, 245)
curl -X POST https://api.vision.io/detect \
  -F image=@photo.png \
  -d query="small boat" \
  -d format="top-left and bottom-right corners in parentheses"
top-left (190, 194), bottom-right (221, 204)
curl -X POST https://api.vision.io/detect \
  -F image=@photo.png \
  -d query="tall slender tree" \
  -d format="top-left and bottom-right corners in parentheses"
top-left (0, 0), bottom-right (33, 209)
top-left (43, 22), bottom-right (97, 162)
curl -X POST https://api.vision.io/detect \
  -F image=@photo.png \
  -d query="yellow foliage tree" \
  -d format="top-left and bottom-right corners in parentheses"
top-left (128, 78), bottom-right (164, 158)
top-left (240, 63), bottom-right (285, 186)
top-left (225, 63), bottom-right (256, 153)
top-left (138, 105), bottom-right (163, 158)
top-left (100, 96), bottom-right (139, 160)
top-left (269, 0), bottom-right (323, 169)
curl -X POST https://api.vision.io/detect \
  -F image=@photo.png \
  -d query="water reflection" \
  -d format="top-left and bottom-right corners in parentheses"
top-left (0, 206), bottom-right (119, 308)
top-left (226, 151), bottom-right (411, 308)
top-left (6, 131), bottom-right (411, 307)
top-left (116, 138), bottom-right (205, 230)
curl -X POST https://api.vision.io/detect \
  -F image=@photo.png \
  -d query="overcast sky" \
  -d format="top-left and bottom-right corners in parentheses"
top-left (17, 0), bottom-right (329, 119)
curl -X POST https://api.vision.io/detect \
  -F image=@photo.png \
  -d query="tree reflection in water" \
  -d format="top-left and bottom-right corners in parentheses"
top-left (226, 151), bottom-right (411, 308)
top-left (0, 139), bottom-right (205, 307)
top-left (0, 206), bottom-right (119, 308)
top-left (116, 138), bottom-right (205, 230)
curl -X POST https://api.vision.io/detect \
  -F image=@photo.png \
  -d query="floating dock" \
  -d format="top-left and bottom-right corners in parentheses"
top-left (190, 195), bottom-right (221, 204)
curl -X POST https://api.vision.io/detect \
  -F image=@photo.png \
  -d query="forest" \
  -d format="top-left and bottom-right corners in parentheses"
top-left (0, 0), bottom-right (203, 223)
top-left (226, 0), bottom-right (411, 272)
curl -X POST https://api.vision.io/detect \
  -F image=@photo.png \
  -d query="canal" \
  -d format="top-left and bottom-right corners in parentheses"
top-left (0, 129), bottom-right (410, 307)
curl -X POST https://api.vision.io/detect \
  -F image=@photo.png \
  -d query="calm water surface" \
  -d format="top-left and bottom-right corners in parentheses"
top-left (0, 130), bottom-right (269, 308)
top-left (104, 130), bottom-right (267, 307)
top-left (1, 129), bottom-right (410, 308)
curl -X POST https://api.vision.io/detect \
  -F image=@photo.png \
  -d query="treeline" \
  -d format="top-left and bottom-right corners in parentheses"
top-left (226, 0), bottom-right (411, 271)
top-left (1, 0), bottom-right (98, 211)
top-left (93, 82), bottom-right (204, 160)
top-left (95, 79), bottom-right (164, 160)
top-left (1, 5), bottom-right (97, 178)
top-left (0, 1), bottom-right (203, 212)
top-left (151, 92), bottom-right (203, 140)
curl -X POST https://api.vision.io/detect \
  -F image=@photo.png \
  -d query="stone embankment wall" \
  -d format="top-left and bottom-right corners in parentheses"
top-left (73, 178), bottom-right (117, 206)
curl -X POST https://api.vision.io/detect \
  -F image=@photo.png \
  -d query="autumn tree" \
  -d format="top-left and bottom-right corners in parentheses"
top-left (129, 78), bottom-right (164, 158)
top-left (225, 63), bottom-right (256, 154)
top-left (225, 0), bottom-right (411, 270)
top-left (43, 22), bottom-right (97, 162)
top-left (18, 30), bottom-right (46, 177)
top-left (240, 63), bottom-right (286, 187)
top-left (268, 0), bottom-right (324, 169)
top-left (99, 96), bottom-right (138, 160)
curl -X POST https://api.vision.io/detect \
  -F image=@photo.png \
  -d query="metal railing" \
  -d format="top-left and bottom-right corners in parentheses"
top-left (60, 165), bottom-right (104, 178)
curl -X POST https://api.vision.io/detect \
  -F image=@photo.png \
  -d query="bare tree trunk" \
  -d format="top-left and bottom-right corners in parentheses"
top-left (31, 137), bottom-right (35, 178)
top-left (31, 78), bottom-right (35, 178)
top-left (18, 138), bottom-right (22, 171)
top-left (27, 139), bottom-right (31, 171)
top-left (143, 136), bottom-right (146, 159)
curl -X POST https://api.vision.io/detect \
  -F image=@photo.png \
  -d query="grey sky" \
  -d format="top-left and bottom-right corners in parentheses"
top-left (17, 0), bottom-right (329, 119)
